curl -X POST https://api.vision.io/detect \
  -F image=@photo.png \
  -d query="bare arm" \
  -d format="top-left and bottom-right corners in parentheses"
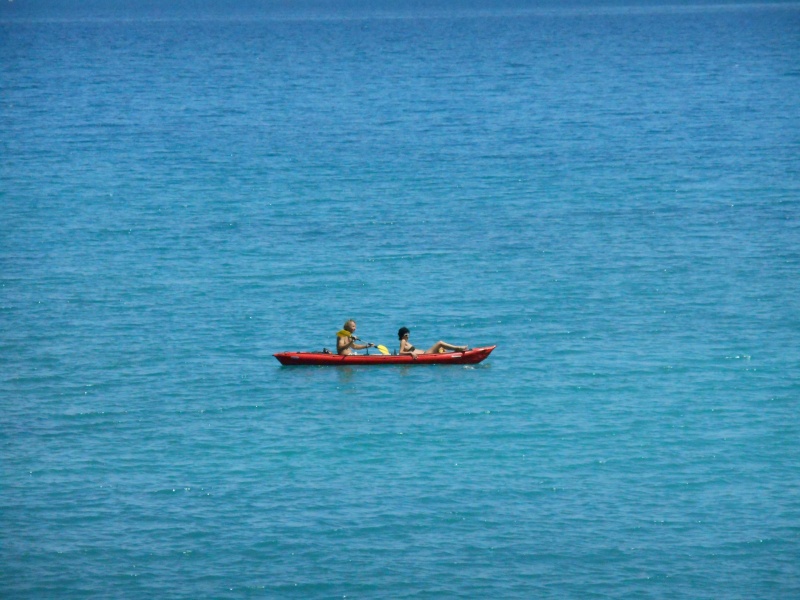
top-left (338, 335), bottom-right (373, 354)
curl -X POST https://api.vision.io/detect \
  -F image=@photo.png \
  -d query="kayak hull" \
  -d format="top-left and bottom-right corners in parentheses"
top-left (274, 345), bottom-right (496, 366)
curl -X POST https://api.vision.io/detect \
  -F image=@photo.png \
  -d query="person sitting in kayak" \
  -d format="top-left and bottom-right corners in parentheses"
top-left (337, 319), bottom-right (375, 355)
top-left (397, 327), bottom-right (467, 358)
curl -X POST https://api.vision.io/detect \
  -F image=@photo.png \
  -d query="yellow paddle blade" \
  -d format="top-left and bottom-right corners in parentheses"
top-left (336, 329), bottom-right (352, 337)
top-left (376, 344), bottom-right (390, 355)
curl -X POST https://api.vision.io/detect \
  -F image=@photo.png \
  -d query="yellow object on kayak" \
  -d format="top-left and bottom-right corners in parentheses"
top-left (376, 345), bottom-right (390, 355)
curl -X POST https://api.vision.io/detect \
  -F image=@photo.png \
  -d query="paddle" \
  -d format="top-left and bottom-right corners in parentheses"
top-left (354, 338), bottom-right (390, 355)
top-left (337, 330), bottom-right (390, 355)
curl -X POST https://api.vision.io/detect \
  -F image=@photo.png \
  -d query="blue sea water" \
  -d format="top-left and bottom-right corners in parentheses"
top-left (2, 0), bottom-right (799, 597)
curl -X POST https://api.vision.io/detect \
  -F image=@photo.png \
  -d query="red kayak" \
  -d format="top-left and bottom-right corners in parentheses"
top-left (274, 345), bottom-right (496, 366)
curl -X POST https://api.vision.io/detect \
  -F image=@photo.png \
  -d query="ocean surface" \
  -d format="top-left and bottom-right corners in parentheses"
top-left (2, 1), bottom-right (799, 597)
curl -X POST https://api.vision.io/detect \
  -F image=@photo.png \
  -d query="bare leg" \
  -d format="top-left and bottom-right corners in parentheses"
top-left (425, 341), bottom-right (468, 354)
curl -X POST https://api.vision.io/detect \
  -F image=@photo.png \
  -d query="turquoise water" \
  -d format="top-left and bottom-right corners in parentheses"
top-left (2, 1), bottom-right (799, 597)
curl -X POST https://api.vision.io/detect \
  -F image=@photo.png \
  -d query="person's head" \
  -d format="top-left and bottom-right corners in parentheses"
top-left (344, 319), bottom-right (356, 333)
top-left (398, 327), bottom-right (410, 340)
